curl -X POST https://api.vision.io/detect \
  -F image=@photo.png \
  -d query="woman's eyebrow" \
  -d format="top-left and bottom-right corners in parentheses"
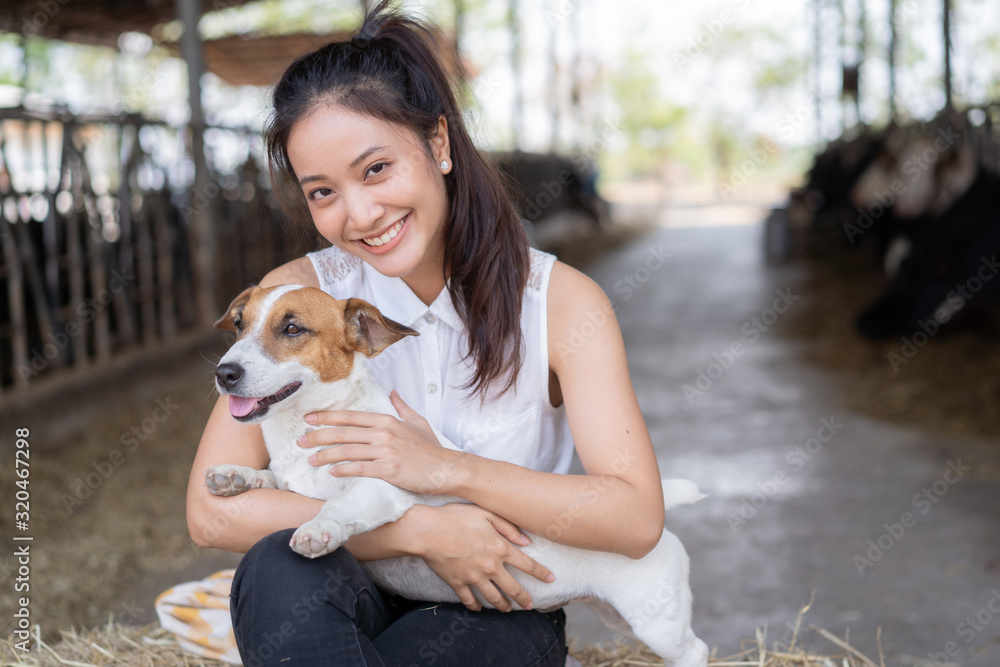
top-left (297, 145), bottom-right (386, 186)
top-left (350, 145), bottom-right (386, 169)
top-left (298, 174), bottom-right (327, 186)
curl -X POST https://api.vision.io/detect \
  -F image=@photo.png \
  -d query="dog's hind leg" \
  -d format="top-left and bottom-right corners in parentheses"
top-left (604, 582), bottom-right (708, 667)
top-left (583, 599), bottom-right (638, 642)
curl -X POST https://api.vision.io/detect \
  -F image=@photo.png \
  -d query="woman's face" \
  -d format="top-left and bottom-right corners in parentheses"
top-left (286, 104), bottom-right (452, 280)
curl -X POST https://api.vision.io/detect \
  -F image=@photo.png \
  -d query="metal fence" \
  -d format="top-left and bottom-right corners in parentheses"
top-left (0, 108), bottom-right (319, 396)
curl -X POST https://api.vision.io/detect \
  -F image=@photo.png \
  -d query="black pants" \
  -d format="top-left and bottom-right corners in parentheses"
top-left (231, 529), bottom-right (567, 666)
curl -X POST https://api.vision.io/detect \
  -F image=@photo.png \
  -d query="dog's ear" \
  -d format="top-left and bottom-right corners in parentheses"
top-left (214, 286), bottom-right (257, 331)
top-left (344, 298), bottom-right (418, 357)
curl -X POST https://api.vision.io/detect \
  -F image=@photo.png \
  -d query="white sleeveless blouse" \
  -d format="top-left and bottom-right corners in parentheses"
top-left (306, 245), bottom-right (575, 474)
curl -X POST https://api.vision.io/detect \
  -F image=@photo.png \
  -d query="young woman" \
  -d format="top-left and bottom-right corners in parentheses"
top-left (186, 2), bottom-right (665, 665)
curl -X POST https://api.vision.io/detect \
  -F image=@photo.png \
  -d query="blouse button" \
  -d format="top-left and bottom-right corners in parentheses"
top-left (424, 313), bottom-right (436, 324)
top-left (426, 383), bottom-right (438, 394)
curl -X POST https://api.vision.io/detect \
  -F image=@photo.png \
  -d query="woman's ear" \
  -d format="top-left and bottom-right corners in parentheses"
top-left (431, 115), bottom-right (451, 174)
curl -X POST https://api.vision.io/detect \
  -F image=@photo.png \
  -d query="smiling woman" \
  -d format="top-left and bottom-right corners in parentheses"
top-left (183, 1), bottom-right (694, 665)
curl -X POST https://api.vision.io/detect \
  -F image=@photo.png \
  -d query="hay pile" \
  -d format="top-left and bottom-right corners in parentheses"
top-left (1, 600), bottom-right (888, 667)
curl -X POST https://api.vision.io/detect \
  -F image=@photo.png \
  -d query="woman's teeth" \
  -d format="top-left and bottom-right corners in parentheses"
top-left (362, 217), bottom-right (404, 247)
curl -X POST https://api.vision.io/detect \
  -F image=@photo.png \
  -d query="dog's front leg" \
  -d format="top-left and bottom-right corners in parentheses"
top-left (290, 478), bottom-right (417, 559)
top-left (205, 465), bottom-right (279, 497)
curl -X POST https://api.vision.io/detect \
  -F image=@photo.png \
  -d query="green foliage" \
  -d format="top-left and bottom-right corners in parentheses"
top-left (608, 50), bottom-right (688, 177)
top-left (0, 33), bottom-right (23, 86)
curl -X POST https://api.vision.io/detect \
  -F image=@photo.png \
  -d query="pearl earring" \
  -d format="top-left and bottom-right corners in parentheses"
top-left (440, 160), bottom-right (449, 170)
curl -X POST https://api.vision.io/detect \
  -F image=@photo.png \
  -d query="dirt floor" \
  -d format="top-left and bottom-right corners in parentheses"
top-left (2, 215), bottom-right (999, 651)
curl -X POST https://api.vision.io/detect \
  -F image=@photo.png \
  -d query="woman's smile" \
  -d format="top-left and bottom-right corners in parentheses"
top-left (286, 105), bottom-right (450, 293)
top-left (356, 212), bottom-right (410, 254)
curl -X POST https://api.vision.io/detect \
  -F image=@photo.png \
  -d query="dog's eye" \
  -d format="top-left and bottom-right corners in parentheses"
top-left (285, 323), bottom-right (302, 335)
top-left (233, 317), bottom-right (243, 330)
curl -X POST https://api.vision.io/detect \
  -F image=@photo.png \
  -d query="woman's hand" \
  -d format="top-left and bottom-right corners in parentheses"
top-left (299, 390), bottom-right (459, 494)
top-left (403, 503), bottom-right (554, 612)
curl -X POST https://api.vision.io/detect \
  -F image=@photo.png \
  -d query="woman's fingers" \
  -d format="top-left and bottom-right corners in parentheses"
top-left (486, 514), bottom-right (531, 546)
top-left (298, 425), bottom-right (374, 448)
top-left (478, 580), bottom-right (513, 612)
top-left (304, 409), bottom-right (388, 428)
top-left (507, 548), bottom-right (554, 585)
top-left (489, 571), bottom-right (530, 611)
top-left (452, 583), bottom-right (482, 612)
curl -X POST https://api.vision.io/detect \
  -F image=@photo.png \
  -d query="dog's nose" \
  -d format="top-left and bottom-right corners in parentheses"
top-left (216, 362), bottom-right (244, 391)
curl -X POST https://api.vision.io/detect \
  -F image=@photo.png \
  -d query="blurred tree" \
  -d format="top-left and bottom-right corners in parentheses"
top-left (607, 49), bottom-right (687, 178)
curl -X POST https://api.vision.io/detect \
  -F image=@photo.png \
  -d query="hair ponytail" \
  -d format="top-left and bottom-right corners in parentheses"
top-left (265, 0), bottom-right (529, 400)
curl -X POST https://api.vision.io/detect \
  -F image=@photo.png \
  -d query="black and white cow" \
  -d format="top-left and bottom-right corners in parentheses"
top-left (852, 128), bottom-right (1000, 338)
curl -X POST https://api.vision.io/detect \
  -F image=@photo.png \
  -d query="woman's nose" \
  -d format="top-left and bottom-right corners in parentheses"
top-left (344, 187), bottom-right (385, 232)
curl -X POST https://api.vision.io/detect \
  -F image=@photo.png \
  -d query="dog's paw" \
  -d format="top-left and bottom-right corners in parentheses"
top-left (204, 465), bottom-right (261, 496)
top-left (289, 519), bottom-right (348, 559)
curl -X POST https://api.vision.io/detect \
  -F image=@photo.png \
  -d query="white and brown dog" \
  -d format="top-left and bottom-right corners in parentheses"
top-left (206, 284), bottom-right (709, 667)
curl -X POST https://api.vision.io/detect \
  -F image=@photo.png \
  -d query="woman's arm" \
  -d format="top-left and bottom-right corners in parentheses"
top-left (185, 257), bottom-right (550, 599)
top-left (305, 261), bottom-right (666, 559)
top-left (454, 261), bottom-right (666, 557)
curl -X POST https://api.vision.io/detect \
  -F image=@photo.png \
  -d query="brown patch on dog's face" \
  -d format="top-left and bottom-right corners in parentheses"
top-left (250, 288), bottom-right (418, 383)
top-left (214, 286), bottom-right (258, 332)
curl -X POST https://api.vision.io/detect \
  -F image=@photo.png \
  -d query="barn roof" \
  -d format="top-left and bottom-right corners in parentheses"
top-left (189, 28), bottom-right (467, 88)
top-left (0, 1), bottom-right (467, 89)
top-left (0, 0), bottom-right (257, 47)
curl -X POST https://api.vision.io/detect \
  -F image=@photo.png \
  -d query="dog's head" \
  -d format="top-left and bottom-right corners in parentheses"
top-left (213, 284), bottom-right (417, 423)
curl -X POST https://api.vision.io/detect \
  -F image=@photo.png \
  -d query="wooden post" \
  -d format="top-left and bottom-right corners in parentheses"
top-left (570, 0), bottom-right (582, 151)
top-left (857, 0), bottom-right (866, 123)
top-left (943, 0), bottom-right (952, 112)
top-left (508, 0), bottom-right (523, 148)
top-left (175, 0), bottom-right (217, 326)
top-left (814, 0), bottom-right (823, 140)
top-left (888, 0), bottom-right (897, 122)
top-left (547, 0), bottom-right (559, 152)
top-left (62, 124), bottom-right (88, 372)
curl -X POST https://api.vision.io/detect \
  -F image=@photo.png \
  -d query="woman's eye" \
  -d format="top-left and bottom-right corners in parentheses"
top-left (285, 323), bottom-right (302, 335)
top-left (308, 187), bottom-right (333, 201)
top-left (366, 162), bottom-right (388, 178)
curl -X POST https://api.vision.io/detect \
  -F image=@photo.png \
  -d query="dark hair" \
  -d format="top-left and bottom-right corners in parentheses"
top-left (265, 0), bottom-right (529, 400)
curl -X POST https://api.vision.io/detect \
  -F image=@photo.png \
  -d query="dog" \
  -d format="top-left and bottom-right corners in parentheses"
top-left (206, 284), bottom-right (709, 667)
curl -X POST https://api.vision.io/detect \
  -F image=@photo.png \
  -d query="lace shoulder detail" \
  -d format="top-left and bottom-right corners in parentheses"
top-left (306, 245), bottom-right (362, 293)
top-left (526, 247), bottom-right (556, 293)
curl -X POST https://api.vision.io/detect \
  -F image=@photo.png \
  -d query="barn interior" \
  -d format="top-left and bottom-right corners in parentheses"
top-left (1, 0), bottom-right (999, 665)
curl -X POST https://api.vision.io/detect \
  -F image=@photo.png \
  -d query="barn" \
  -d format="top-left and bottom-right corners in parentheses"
top-left (1, 0), bottom-right (998, 665)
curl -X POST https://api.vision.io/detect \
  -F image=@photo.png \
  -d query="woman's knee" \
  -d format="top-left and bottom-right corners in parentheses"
top-left (231, 529), bottom-right (371, 618)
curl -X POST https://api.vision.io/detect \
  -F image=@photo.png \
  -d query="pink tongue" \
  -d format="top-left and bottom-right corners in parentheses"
top-left (229, 395), bottom-right (261, 417)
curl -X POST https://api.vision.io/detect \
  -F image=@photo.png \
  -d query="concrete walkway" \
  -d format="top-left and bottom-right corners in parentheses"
top-left (563, 222), bottom-right (1000, 665)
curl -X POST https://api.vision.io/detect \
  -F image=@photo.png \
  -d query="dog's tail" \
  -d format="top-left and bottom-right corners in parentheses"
top-left (661, 478), bottom-right (706, 511)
